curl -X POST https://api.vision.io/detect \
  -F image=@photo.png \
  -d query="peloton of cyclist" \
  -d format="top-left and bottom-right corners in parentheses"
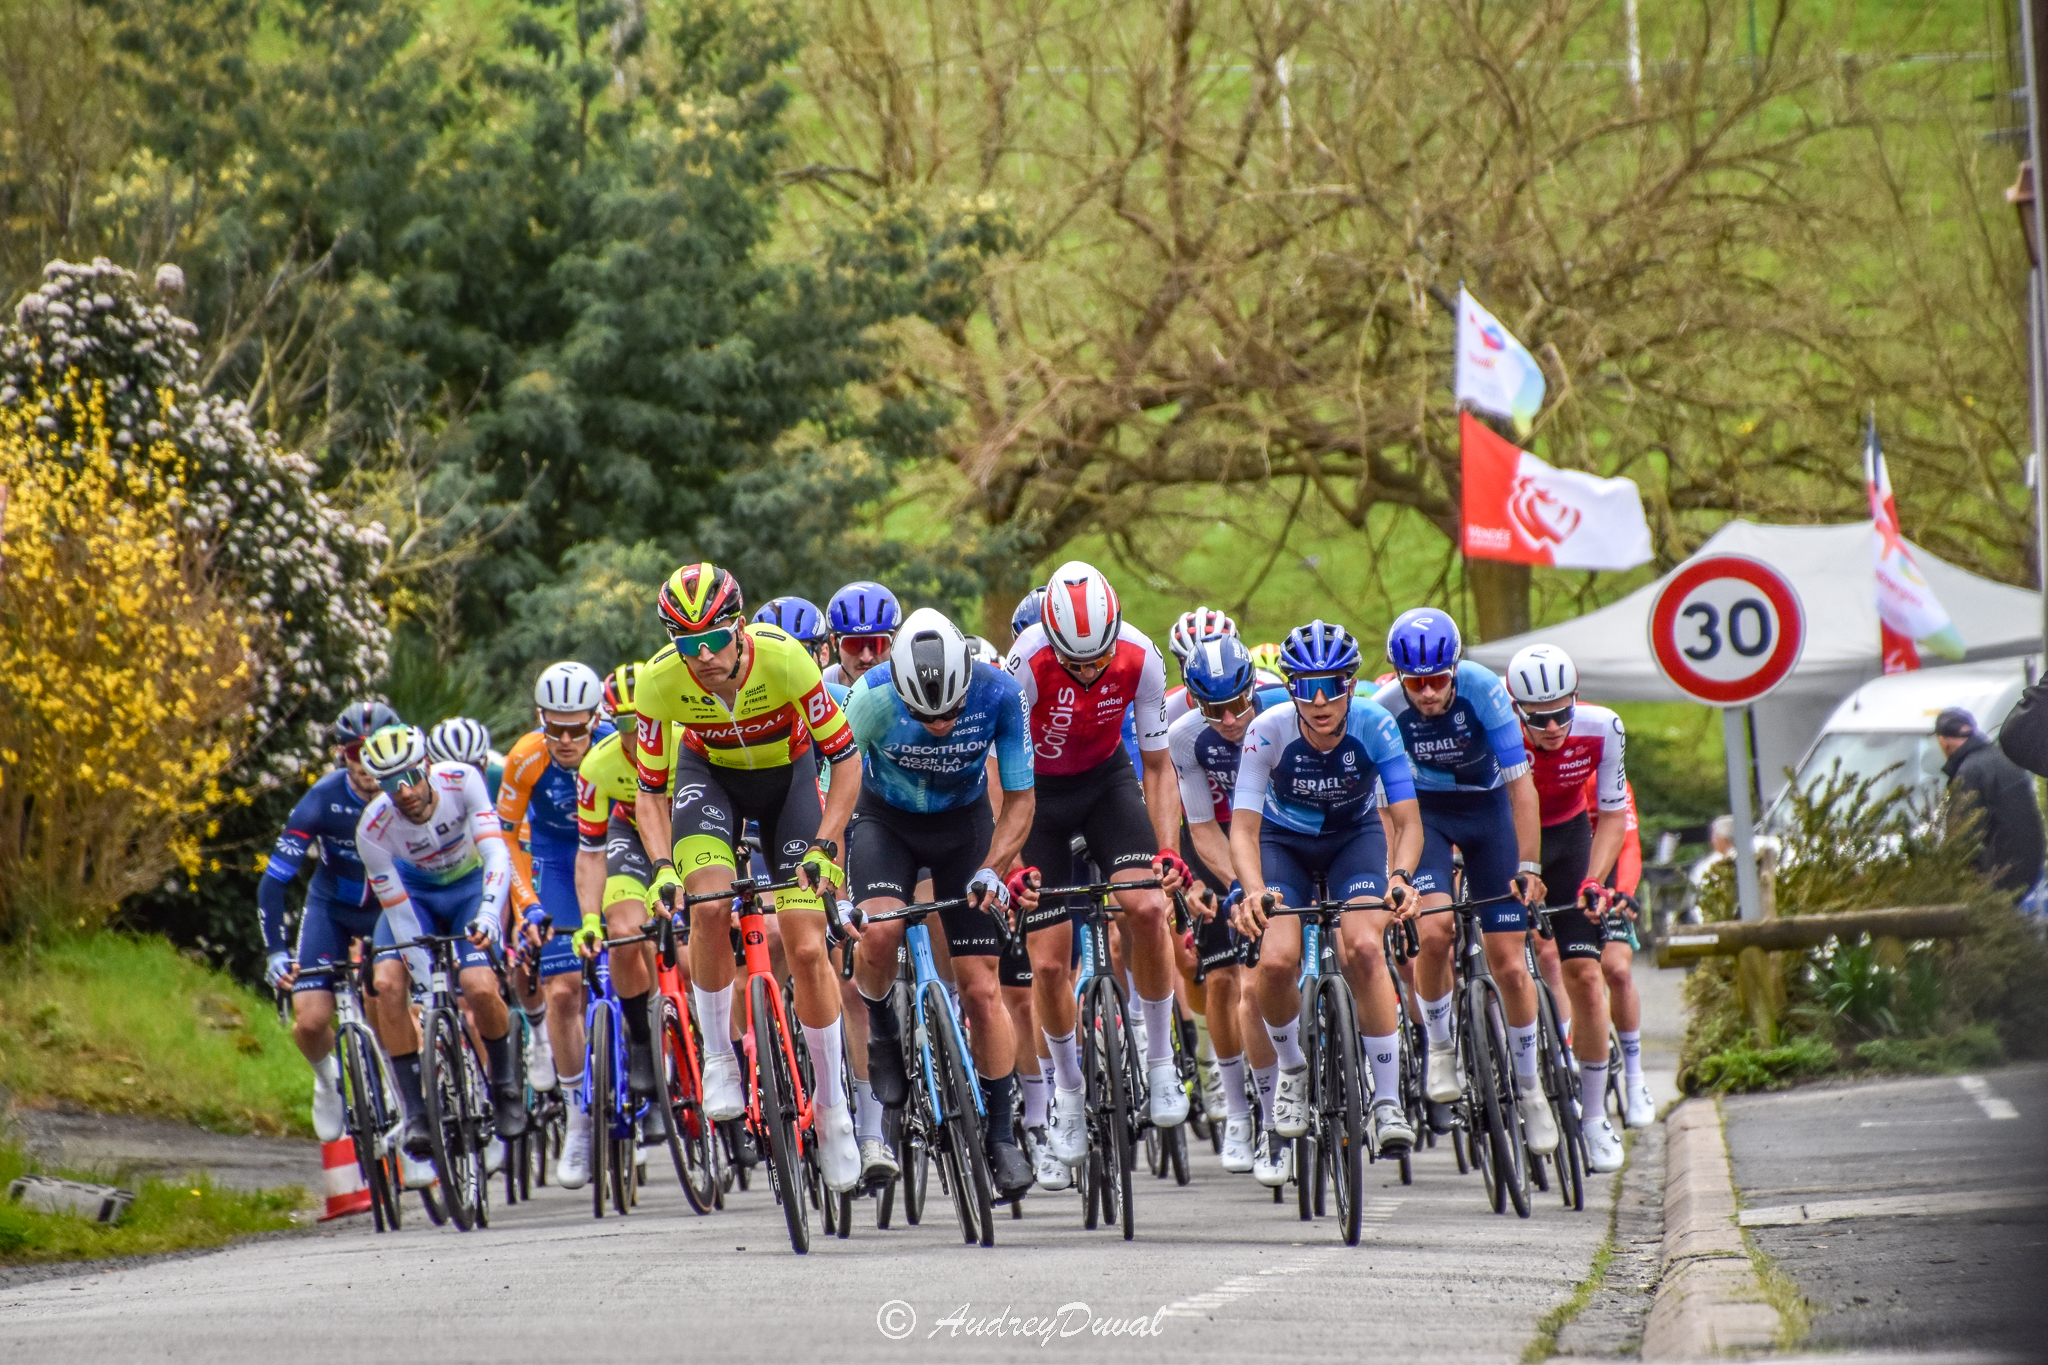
top-left (1165, 636), bottom-right (1288, 1174)
top-left (259, 700), bottom-right (400, 1142)
top-left (841, 607), bottom-right (1043, 1199)
top-left (354, 725), bottom-right (526, 1158)
top-left (1374, 610), bottom-right (1556, 1154)
top-left (1002, 560), bottom-right (1193, 1180)
top-left (633, 563), bottom-right (868, 1192)
top-left (1229, 622), bottom-right (1425, 1184)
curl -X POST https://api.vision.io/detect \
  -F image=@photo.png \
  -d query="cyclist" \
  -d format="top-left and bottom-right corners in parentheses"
top-left (633, 563), bottom-right (867, 1192)
top-left (1592, 776), bottom-right (1656, 1129)
top-left (822, 580), bottom-right (901, 687)
top-left (1164, 637), bottom-right (1285, 1174)
top-left (1229, 622), bottom-right (1424, 1182)
top-left (1374, 610), bottom-right (1555, 1154)
top-left (496, 664), bottom-right (618, 1119)
top-left (1507, 643), bottom-right (1630, 1172)
top-left (259, 700), bottom-right (399, 1142)
top-left (757, 595), bottom-right (833, 672)
top-left (1010, 587), bottom-right (1046, 643)
top-left (843, 608), bottom-right (1041, 1198)
top-left (1164, 606), bottom-right (1237, 726)
top-left (355, 726), bottom-right (526, 1156)
top-left (1003, 560), bottom-right (1192, 1178)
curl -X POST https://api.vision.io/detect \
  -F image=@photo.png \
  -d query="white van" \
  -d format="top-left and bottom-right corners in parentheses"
top-left (1767, 656), bottom-right (2040, 826)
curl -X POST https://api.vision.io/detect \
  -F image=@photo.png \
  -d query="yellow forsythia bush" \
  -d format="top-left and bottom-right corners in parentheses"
top-left (0, 382), bottom-right (254, 935)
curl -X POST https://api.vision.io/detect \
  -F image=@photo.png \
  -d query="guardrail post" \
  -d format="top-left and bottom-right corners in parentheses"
top-left (1734, 945), bottom-right (1780, 1044)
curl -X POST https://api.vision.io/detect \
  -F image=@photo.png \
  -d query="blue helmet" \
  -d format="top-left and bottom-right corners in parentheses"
top-left (332, 700), bottom-right (401, 745)
top-left (1010, 586), bottom-right (1046, 638)
top-left (827, 581), bottom-right (901, 635)
top-left (1279, 620), bottom-right (1360, 678)
top-left (1183, 636), bottom-right (1259, 704)
top-left (755, 595), bottom-right (828, 644)
top-left (1386, 608), bottom-right (1462, 675)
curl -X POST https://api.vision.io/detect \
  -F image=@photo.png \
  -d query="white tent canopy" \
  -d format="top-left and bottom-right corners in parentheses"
top-left (1465, 521), bottom-right (2043, 801)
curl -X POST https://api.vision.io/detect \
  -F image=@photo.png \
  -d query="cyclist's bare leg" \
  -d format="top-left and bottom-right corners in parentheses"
top-left (954, 954), bottom-right (1014, 1077)
top-left (1561, 957), bottom-right (1609, 1064)
top-left (457, 966), bottom-right (510, 1038)
top-left (1110, 872), bottom-right (1177, 1063)
top-left (370, 959), bottom-right (422, 1056)
top-left (1027, 919), bottom-right (1078, 1042)
top-left (1603, 941), bottom-right (1640, 1032)
top-left (1241, 988), bottom-right (1276, 1068)
top-left (684, 865), bottom-right (737, 994)
top-left (290, 991), bottom-right (336, 1066)
top-left (1251, 914), bottom-right (1305, 1030)
top-left (1206, 966), bottom-right (1244, 1060)
top-left (777, 908), bottom-right (841, 1029)
top-left (604, 895), bottom-right (655, 999)
top-left (1006, 984), bottom-right (1037, 1075)
top-left (851, 897), bottom-right (907, 1002)
top-left (541, 973), bottom-right (587, 1078)
top-left (1335, 904), bottom-right (1400, 1035)
top-left (1412, 891), bottom-right (1459, 1002)
top-left (838, 949), bottom-right (870, 1084)
top-left (1482, 930), bottom-right (1538, 1028)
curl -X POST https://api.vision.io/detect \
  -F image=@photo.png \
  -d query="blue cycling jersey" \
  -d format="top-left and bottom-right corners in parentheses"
top-left (1371, 661), bottom-right (1530, 793)
top-left (258, 767), bottom-right (374, 954)
top-left (1231, 697), bottom-right (1416, 835)
top-left (844, 661), bottom-right (1035, 813)
top-left (1166, 686), bottom-right (1289, 825)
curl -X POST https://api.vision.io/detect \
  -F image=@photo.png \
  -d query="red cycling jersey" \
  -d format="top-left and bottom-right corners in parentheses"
top-left (1005, 622), bottom-right (1169, 776)
top-left (1528, 703), bottom-right (1627, 827)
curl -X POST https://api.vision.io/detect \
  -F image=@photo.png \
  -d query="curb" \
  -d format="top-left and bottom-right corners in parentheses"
top-left (1641, 1097), bottom-right (1780, 1360)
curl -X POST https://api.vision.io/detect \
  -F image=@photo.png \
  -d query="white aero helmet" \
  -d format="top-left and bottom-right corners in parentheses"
top-left (534, 660), bottom-right (603, 712)
top-left (1505, 644), bottom-right (1579, 707)
top-left (891, 608), bottom-right (975, 720)
top-left (426, 717), bottom-right (493, 767)
top-left (1168, 606), bottom-right (1238, 666)
top-left (1042, 560), bottom-right (1122, 662)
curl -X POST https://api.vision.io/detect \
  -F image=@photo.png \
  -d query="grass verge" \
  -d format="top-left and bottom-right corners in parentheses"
top-left (1742, 1227), bottom-right (1813, 1351)
top-left (1520, 1132), bottom-right (1629, 1363)
top-left (0, 1137), bottom-right (302, 1265)
top-left (0, 933), bottom-right (311, 1136)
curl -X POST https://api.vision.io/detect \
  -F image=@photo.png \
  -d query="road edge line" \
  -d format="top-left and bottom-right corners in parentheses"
top-left (1640, 1096), bottom-right (1782, 1360)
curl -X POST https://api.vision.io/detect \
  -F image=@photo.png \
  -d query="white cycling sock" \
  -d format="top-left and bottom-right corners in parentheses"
top-left (1217, 1054), bottom-right (1249, 1119)
top-left (1619, 1029), bottom-right (1643, 1081)
top-left (1508, 1022), bottom-right (1540, 1086)
top-left (559, 1072), bottom-right (588, 1127)
top-left (1267, 1015), bottom-right (1305, 1070)
top-left (1579, 1058), bottom-right (1609, 1116)
top-left (1421, 992), bottom-right (1455, 1047)
top-left (693, 983), bottom-right (735, 1060)
top-left (314, 1053), bottom-right (339, 1087)
top-left (1046, 1029), bottom-right (1083, 1091)
top-left (802, 1018), bottom-right (847, 1110)
top-left (1021, 1069), bottom-right (1051, 1129)
top-left (1252, 1064), bottom-right (1278, 1124)
top-left (1362, 1032), bottom-right (1400, 1106)
top-left (1139, 994), bottom-right (1176, 1065)
top-left (853, 1077), bottom-right (883, 1142)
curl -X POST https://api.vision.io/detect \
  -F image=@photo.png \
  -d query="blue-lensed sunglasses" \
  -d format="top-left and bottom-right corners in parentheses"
top-left (1288, 672), bottom-right (1355, 703)
top-left (671, 624), bottom-right (739, 657)
top-left (378, 766), bottom-right (430, 794)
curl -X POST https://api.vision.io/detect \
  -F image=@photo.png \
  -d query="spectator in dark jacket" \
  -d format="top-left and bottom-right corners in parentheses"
top-left (1938, 708), bottom-right (2045, 894)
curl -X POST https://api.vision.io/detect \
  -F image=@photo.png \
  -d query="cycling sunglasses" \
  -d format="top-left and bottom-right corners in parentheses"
top-left (541, 718), bottom-right (595, 740)
top-left (338, 740), bottom-right (364, 763)
top-left (1400, 670), bottom-right (1456, 694)
top-left (1198, 690), bottom-right (1257, 722)
top-left (671, 618), bottom-right (742, 657)
top-left (378, 765), bottom-right (430, 794)
top-left (838, 633), bottom-right (892, 655)
top-left (1520, 702), bottom-right (1575, 731)
top-left (1288, 672), bottom-right (1355, 703)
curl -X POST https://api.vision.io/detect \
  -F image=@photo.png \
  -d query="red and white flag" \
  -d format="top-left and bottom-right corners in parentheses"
top-left (1865, 421), bottom-right (1961, 673)
top-left (1460, 412), bottom-right (1652, 571)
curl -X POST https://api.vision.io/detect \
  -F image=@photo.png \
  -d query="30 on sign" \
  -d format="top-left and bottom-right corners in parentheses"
top-left (1648, 554), bottom-right (1805, 706)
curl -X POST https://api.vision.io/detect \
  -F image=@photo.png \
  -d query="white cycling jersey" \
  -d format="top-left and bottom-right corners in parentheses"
top-left (357, 763), bottom-right (511, 980)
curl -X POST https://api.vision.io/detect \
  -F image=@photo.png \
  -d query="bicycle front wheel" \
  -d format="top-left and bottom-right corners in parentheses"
top-left (752, 973), bottom-right (811, 1254)
top-left (421, 1009), bottom-right (476, 1231)
top-left (661, 994), bottom-right (718, 1215)
top-left (338, 1024), bottom-right (400, 1233)
top-left (1468, 983), bottom-right (1529, 1218)
top-left (927, 984), bottom-right (994, 1248)
top-left (1317, 979), bottom-right (1365, 1247)
top-left (590, 1006), bottom-right (615, 1219)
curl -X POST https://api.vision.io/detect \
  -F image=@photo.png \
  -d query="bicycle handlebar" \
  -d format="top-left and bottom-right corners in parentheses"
top-left (681, 875), bottom-right (803, 908)
top-left (1033, 876), bottom-right (1164, 900)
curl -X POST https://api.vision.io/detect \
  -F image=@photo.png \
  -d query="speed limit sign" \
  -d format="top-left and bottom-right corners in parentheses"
top-left (1648, 554), bottom-right (1805, 705)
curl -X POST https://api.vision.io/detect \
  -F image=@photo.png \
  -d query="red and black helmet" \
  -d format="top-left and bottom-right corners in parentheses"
top-left (656, 562), bottom-right (744, 637)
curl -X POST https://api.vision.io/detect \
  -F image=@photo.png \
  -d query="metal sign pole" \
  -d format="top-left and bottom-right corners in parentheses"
top-left (1723, 705), bottom-right (1763, 922)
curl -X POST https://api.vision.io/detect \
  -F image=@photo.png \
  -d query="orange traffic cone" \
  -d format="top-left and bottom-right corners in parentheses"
top-left (319, 1137), bottom-right (372, 1220)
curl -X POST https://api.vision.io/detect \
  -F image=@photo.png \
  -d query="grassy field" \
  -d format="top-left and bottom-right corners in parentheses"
top-left (0, 1139), bottom-right (301, 1266)
top-left (0, 934), bottom-right (312, 1138)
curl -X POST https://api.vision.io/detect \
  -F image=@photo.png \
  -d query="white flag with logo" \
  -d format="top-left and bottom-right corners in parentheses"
top-left (1461, 414), bottom-right (1652, 570)
top-left (1454, 288), bottom-right (1546, 437)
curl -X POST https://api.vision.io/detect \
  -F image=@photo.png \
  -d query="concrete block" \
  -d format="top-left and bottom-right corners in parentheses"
top-left (7, 1174), bottom-right (136, 1223)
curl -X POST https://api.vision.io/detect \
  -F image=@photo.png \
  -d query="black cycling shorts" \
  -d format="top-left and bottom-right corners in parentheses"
top-left (1018, 753), bottom-right (1157, 936)
top-left (1182, 823), bottom-right (1241, 976)
top-left (1541, 811), bottom-right (1607, 962)
top-left (669, 747), bottom-right (822, 895)
top-left (847, 791), bottom-right (1009, 957)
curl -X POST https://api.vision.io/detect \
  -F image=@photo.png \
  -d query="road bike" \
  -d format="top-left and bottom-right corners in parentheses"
top-left (578, 937), bottom-right (659, 1218)
top-left (294, 944), bottom-right (408, 1232)
top-left (382, 934), bottom-right (496, 1231)
top-left (1526, 904), bottom-right (1588, 1213)
top-left (861, 894), bottom-right (1002, 1247)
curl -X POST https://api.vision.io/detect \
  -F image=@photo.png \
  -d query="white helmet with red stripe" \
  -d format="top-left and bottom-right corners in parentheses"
top-left (1043, 560), bottom-right (1122, 662)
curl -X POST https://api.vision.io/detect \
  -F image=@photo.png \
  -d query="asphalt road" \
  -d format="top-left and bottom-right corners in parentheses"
top-left (1724, 1062), bottom-right (2048, 1357)
top-left (1, 1122), bottom-right (1620, 1363)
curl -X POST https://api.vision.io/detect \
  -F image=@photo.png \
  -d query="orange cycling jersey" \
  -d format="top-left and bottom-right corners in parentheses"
top-left (634, 623), bottom-right (855, 790)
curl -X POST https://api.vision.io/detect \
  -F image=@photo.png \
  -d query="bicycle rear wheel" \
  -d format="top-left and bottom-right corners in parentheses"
top-left (1541, 991), bottom-right (1584, 1213)
top-left (928, 985), bottom-right (994, 1247)
top-left (661, 994), bottom-right (718, 1215)
top-left (1093, 982), bottom-right (1137, 1242)
top-left (1319, 980), bottom-right (1365, 1247)
top-left (590, 1007), bottom-right (615, 1219)
top-left (1469, 983), bottom-right (1530, 1218)
top-left (421, 1010), bottom-right (477, 1231)
top-left (752, 973), bottom-right (810, 1254)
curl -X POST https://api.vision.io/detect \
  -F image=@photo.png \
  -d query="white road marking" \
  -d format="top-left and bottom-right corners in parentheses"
top-left (1957, 1074), bottom-right (2019, 1120)
top-left (1156, 1250), bottom-right (1335, 1318)
top-left (1738, 1185), bottom-right (2048, 1227)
